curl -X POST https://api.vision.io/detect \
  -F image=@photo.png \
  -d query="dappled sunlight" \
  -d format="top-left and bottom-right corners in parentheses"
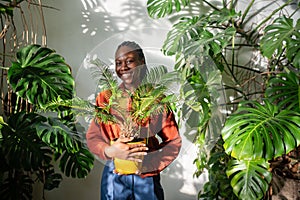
top-left (75, 26), bottom-right (208, 198)
top-left (79, 0), bottom-right (171, 36)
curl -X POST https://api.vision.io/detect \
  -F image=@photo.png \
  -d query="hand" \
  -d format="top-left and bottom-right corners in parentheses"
top-left (113, 169), bottom-right (141, 176)
top-left (104, 137), bottom-right (148, 162)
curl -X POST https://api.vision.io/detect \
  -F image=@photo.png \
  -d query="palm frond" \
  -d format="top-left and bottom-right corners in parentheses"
top-left (90, 58), bottom-right (119, 95)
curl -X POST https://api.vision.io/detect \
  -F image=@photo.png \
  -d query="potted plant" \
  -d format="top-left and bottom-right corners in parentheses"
top-left (92, 58), bottom-right (180, 174)
top-left (47, 57), bottom-right (179, 174)
top-left (147, 0), bottom-right (300, 199)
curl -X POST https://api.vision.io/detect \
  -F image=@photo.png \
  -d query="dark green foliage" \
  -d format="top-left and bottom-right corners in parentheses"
top-left (8, 45), bottom-right (75, 109)
top-left (147, 0), bottom-right (300, 199)
top-left (0, 45), bottom-right (94, 199)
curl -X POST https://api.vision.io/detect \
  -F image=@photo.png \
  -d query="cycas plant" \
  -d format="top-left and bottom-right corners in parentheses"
top-left (89, 59), bottom-right (179, 138)
top-left (147, 0), bottom-right (300, 199)
top-left (45, 57), bottom-right (179, 139)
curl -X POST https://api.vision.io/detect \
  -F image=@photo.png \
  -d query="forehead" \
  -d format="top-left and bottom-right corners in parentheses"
top-left (115, 46), bottom-right (139, 60)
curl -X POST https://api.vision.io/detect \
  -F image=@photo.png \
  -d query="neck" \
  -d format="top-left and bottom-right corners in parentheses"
top-left (124, 83), bottom-right (135, 92)
top-left (123, 80), bottom-right (141, 92)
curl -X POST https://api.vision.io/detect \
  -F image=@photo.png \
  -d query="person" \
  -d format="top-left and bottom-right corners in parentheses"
top-left (86, 41), bottom-right (181, 200)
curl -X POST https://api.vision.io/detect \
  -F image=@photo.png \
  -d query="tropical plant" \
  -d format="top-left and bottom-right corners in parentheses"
top-left (0, 1), bottom-right (95, 198)
top-left (48, 58), bottom-right (179, 140)
top-left (147, 0), bottom-right (300, 199)
top-left (0, 44), bottom-right (94, 200)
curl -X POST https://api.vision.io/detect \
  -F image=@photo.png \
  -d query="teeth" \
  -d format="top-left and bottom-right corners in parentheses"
top-left (122, 72), bottom-right (131, 79)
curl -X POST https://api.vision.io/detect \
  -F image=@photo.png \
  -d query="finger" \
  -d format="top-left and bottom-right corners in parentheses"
top-left (128, 143), bottom-right (147, 148)
top-left (129, 146), bottom-right (148, 152)
top-left (127, 157), bottom-right (144, 162)
top-left (130, 151), bottom-right (147, 157)
top-left (113, 169), bottom-right (125, 175)
top-left (117, 137), bottom-right (134, 143)
top-left (135, 170), bottom-right (141, 175)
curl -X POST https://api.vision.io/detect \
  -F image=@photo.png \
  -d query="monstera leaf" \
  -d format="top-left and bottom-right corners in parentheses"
top-left (0, 112), bottom-right (52, 170)
top-left (0, 174), bottom-right (34, 200)
top-left (260, 16), bottom-right (300, 68)
top-left (56, 148), bottom-right (94, 178)
top-left (147, 0), bottom-right (190, 18)
top-left (222, 100), bottom-right (300, 160)
top-left (36, 117), bottom-right (94, 178)
top-left (8, 44), bottom-right (75, 108)
top-left (162, 16), bottom-right (203, 56)
top-left (265, 71), bottom-right (300, 111)
top-left (35, 117), bottom-right (81, 153)
top-left (226, 159), bottom-right (272, 200)
top-left (161, 15), bottom-right (235, 57)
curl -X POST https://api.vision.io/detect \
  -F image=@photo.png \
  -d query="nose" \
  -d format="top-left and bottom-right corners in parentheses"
top-left (119, 61), bottom-right (129, 71)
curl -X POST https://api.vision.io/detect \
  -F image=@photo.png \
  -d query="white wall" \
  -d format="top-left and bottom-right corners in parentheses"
top-left (41, 1), bottom-right (206, 200)
top-left (32, 1), bottom-right (300, 199)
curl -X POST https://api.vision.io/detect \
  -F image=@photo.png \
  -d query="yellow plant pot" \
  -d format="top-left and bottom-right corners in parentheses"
top-left (111, 139), bottom-right (146, 174)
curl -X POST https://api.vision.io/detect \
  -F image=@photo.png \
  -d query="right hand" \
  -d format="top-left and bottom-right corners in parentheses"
top-left (104, 137), bottom-right (148, 162)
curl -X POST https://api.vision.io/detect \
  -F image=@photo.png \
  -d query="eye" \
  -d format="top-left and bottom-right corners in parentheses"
top-left (116, 61), bottom-right (121, 66)
top-left (126, 59), bottom-right (134, 65)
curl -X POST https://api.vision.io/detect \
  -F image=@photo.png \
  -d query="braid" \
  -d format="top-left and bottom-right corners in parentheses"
top-left (115, 41), bottom-right (148, 81)
top-left (116, 41), bottom-right (145, 61)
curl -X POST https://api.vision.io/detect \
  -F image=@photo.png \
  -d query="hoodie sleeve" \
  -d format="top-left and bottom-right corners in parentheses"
top-left (141, 110), bottom-right (182, 177)
top-left (86, 90), bottom-right (115, 160)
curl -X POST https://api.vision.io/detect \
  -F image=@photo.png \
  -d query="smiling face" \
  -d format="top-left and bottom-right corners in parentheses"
top-left (115, 45), bottom-right (146, 90)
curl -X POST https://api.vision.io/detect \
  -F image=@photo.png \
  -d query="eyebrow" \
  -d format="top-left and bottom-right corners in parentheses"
top-left (115, 55), bottom-right (136, 61)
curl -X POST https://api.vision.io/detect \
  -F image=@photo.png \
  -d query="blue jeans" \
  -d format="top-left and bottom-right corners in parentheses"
top-left (101, 161), bottom-right (164, 200)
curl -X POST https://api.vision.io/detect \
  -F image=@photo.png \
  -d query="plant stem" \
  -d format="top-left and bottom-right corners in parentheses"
top-left (253, 0), bottom-right (292, 33)
top-left (241, 0), bottom-right (255, 24)
top-left (202, 0), bottom-right (220, 11)
top-left (231, 18), bottom-right (236, 77)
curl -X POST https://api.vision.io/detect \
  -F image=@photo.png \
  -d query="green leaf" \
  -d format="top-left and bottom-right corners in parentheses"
top-left (147, 0), bottom-right (190, 19)
top-left (0, 2), bottom-right (16, 16)
top-left (35, 117), bottom-right (94, 179)
top-left (179, 56), bottom-right (223, 137)
top-left (0, 116), bottom-right (6, 129)
top-left (36, 117), bottom-right (80, 153)
top-left (265, 71), bottom-right (300, 111)
top-left (8, 44), bottom-right (75, 108)
top-left (91, 58), bottom-right (119, 94)
top-left (260, 16), bottom-right (300, 68)
top-left (1, 112), bottom-right (52, 171)
top-left (131, 65), bottom-right (179, 122)
top-left (36, 165), bottom-right (62, 190)
top-left (162, 16), bottom-right (235, 57)
top-left (0, 174), bottom-right (33, 200)
top-left (184, 26), bottom-right (236, 56)
top-left (162, 16), bottom-right (204, 56)
top-left (56, 148), bottom-right (94, 178)
top-left (222, 100), bottom-right (300, 160)
top-left (209, 8), bottom-right (241, 25)
top-left (226, 159), bottom-right (272, 200)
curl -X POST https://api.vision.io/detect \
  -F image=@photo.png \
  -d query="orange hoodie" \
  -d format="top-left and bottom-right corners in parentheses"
top-left (86, 84), bottom-right (181, 177)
